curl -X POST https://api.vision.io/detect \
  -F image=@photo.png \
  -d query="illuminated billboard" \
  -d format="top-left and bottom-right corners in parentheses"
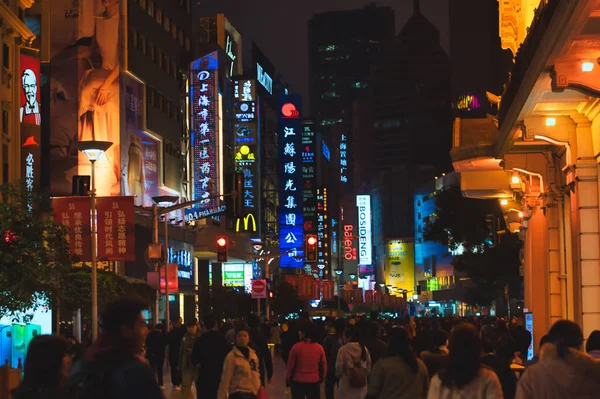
top-left (233, 79), bottom-right (258, 232)
top-left (278, 95), bottom-right (304, 268)
top-left (49, 0), bottom-right (122, 196)
top-left (302, 121), bottom-right (317, 236)
top-left (356, 195), bottom-right (372, 267)
top-left (385, 240), bottom-right (415, 292)
top-left (189, 52), bottom-right (219, 211)
top-left (19, 53), bottom-right (41, 126)
top-left (316, 188), bottom-right (329, 275)
top-left (121, 74), bottom-right (159, 207)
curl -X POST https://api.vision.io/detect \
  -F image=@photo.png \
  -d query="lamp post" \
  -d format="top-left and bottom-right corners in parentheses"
top-left (152, 195), bottom-right (179, 331)
top-left (76, 140), bottom-right (113, 342)
top-left (335, 269), bottom-right (343, 315)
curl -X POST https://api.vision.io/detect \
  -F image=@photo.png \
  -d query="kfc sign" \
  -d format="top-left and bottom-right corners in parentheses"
top-left (343, 224), bottom-right (357, 261)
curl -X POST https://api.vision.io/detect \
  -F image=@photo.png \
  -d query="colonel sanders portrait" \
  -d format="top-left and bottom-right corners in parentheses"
top-left (20, 69), bottom-right (41, 125)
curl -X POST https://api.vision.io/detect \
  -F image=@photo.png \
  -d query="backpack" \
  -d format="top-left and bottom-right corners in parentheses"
top-left (348, 344), bottom-right (367, 388)
top-left (65, 359), bottom-right (115, 399)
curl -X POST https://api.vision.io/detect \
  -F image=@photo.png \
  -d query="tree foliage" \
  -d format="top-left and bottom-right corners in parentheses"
top-left (0, 183), bottom-right (72, 320)
top-left (423, 186), bottom-right (522, 307)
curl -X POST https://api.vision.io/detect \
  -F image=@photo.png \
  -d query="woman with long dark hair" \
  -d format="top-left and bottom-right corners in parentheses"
top-left (367, 327), bottom-right (429, 399)
top-left (286, 322), bottom-right (327, 399)
top-left (516, 320), bottom-right (600, 399)
top-left (428, 323), bottom-right (503, 399)
top-left (11, 335), bottom-right (73, 399)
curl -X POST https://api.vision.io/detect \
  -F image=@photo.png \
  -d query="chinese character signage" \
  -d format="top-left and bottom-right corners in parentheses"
top-left (190, 52), bottom-right (219, 210)
top-left (302, 121), bottom-right (317, 236)
top-left (340, 133), bottom-right (348, 183)
top-left (234, 80), bottom-right (259, 231)
top-left (96, 196), bottom-right (135, 261)
top-left (317, 188), bottom-right (330, 275)
top-left (52, 197), bottom-right (92, 262)
top-left (278, 95), bottom-right (304, 268)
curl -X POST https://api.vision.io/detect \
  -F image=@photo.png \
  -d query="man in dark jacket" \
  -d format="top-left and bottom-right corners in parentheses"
top-left (247, 313), bottom-right (273, 385)
top-left (191, 314), bottom-right (230, 399)
top-left (145, 323), bottom-right (166, 387)
top-left (362, 321), bottom-right (388, 366)
top-left (167, 318), bottom-right (186, 390)
top-left (66, 297), bottom-right (163, 398)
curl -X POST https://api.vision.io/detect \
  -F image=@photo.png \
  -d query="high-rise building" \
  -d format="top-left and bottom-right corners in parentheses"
top-left (370, 0), bottom-right (452, 174)
top-left (307, 4), bottom-right (394, 133)
top-left (449, 0), bottom-right (513, 118)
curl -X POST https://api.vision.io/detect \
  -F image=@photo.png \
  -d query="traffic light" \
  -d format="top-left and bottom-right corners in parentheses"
top-left (305, 235), bottom-right (318, 262)
top-left (216, 236), bottom-right (228, 262)
top-left (484, 214), bottom-right (498, 248)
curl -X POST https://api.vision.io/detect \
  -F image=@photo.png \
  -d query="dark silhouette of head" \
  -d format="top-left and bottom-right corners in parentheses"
top-left (203, 313), bottom-right (217, 330)
top-left (387, 327), bottom-right (418, 373)
top-left (586, 330), bottom-right (600, 353)
top-left (441, 323), bottom-right (481, 389)
top-left (22, 335), bottom-right (71, 389)
top-left (547, 320), bottom-right (583, 357)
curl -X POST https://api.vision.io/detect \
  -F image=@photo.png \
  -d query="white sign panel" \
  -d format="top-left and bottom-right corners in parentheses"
top-left (257, 63), bottom-right (273, 94)
top-left (356, 195), bottom-right (372, 266)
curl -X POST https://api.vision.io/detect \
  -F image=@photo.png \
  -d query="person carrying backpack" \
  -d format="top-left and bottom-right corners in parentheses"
top-left (66, 297), bottom-right (163, 399)
top-left (336, 326), bottom-right (372, 399)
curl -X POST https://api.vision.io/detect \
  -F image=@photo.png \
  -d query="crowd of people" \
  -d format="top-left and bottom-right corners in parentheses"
top-left (8, 297), bottom-right (600, 399)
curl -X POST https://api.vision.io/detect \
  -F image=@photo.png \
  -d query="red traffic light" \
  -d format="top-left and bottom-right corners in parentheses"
top-left (307, 236), bottom-right (317, 246)
top-left (217, 237), bottom-right (227, 247)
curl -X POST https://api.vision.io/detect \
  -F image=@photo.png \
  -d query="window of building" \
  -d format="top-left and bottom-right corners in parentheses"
top-left (155, 92), bottom-right (162, 109)
top-left (164, 15), bottom-right (170, 33)
top-left (171, 24), bottom-right (177, 40)
top-left (156, 49), bottom-right (162, 68)
top-left (185, 37), bottom-right (190, 52)
top-left (18, 7), bottom-right (24, 21)
top-left (178, 31), bottom-right (184, 47)
top-left (186, 0), bottom-right (191, 13)
top-left (155, 8), bottom-right (162, 25)
top-left (129, 28), bottom-right (138, 49)
top-left (147, 87), bottom-right (155, 107)
top-left (2, 142), bottom-right (7, 184)
top-left (163, 54), bottom-right (169, 73)
top-left (165, 100), bottom-right (171, 118)
top-left (141, 37), bottom-right (147, 55)
top-left (139, 0), bottom-right (146, 8)
top-left (2, 110), bottom-right (7, 133)
top-left (147, 1), bottom-right (154, 17)
top-left (171, 61), bottom-right (177, 79)
top-left (3, 44), bottom-right (9, 69)
top-left (147, 43), bottom-right (154, 61)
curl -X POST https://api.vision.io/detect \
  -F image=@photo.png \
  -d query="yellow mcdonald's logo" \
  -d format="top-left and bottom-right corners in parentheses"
top-left (236, 213), bottom-right (257, 232)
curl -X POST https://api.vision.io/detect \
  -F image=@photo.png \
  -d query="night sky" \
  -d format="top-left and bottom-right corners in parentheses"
top-left (195, 0), bottom-right (450, 107)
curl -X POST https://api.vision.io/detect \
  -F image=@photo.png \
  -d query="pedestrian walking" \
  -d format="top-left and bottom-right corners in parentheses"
top-left (270, 321), bottom-right (282, 354)
top-left (367, 327), bottom-right (429, 399)
top-left (323, 319), bottom-right (345, 399)
top-left (336, 326), bottom-right (372, 399)
top-left (180, 320), bottom-right (200, 398)
top-left (192, 314), bottom-right (230, 399)
top-left (361, 321), bottom-right (387, 367)
top-left (146, 323), bottom-right (166, 388)
top-left (247, 314), bottom-right (274, 385)
top-left (217, 326), bottom-right (262, 399)
top-left (168, 318), bottom-right (186, 391)
top-left (66, 297), bottom-right (163, 398)
top-left (427, 323), bottom-right (503, 399)
top-left (11, 335), bottom-right (73, 399)
top-left (516, 320), bottom-right (600, 399)
top-left (286, 322), bottom-right (327, 399)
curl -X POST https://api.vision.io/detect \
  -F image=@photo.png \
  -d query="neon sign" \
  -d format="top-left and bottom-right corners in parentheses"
top-left (343, 224), bottom-right (357, 261)
top-left (356, 195), bottom-right (372, 266)
top-left (257, 63), bottom-right (273, 95)
top-left (190, 52), bottom-right (218, 210)
top-left (278, 95), bottom-right (304, 268)
top-left (317, 188), bottom-right (329, 274)
top-left (303, 122), bottom-right (317, 237)
top-left (455, 94), bottom-right (481, 111)
top-left (339, 134), bottom-right (348, 183)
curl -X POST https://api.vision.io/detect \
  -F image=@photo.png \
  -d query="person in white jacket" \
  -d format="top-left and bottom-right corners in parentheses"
top-left (217, 326), bottom-right (261, 399)
top-left (336, 326), bottom-right (372, 399)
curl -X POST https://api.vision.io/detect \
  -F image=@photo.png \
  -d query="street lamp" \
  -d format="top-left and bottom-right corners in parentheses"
top-left (335, 269), bottom-right (343, 315)
top-left (152, 195), bottom-right (179, 330)
top-left (76, 140), bottom-right (113, 342)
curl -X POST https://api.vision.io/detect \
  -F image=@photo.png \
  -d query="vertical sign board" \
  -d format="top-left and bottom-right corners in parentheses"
top-left (96, 196), bottom-right (135, 261)
top-left (356, 195), bottom-right (373, 272)
top-left (190, 52), bottom-right (219, 210)
top-left (339, 133), bottom-right (348, 183)
top-left (233, 79), bottom-right (259, 232)
top-left (316, 188), bottom-right (330, 276)
top-left (525, 312), bottom-right (534, 361)
top-left (302, 121), bottom-right (317, 236)
top-left (52, 197), bottom-right (92, 262)
top-left (278, 95), bottom-right (304, 268)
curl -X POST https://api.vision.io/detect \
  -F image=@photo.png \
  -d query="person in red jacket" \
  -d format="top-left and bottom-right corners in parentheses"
top-left (286, 322), bottom-right (327, 399)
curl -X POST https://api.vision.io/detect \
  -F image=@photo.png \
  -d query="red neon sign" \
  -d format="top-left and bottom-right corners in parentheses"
top-left (281, 102), bottom-right (299, 118)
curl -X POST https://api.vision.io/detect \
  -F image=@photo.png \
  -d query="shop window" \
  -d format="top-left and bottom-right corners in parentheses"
top-left (3, 44), bottom-right (9, 69)
top-left (164, 16), bottom-right (170, 33)
top-left (2, 143), bottom-right (7, 184)
top-left (147, 1), bottom-right (154, 17)
top-left (155, 8), bottom-right (162, 25)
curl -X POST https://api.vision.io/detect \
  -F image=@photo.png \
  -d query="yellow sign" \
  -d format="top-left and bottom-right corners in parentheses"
top-left (385, 240), bottom-right (415, 292)
top-left (236, 213), bottom-right (257, 232)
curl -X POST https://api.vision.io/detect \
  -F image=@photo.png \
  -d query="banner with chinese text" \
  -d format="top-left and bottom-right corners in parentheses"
top-left (96, 196), bottom-right (135, 261)
top-left (52, 197), bottom-right (92, 262)
top-left (322, 280), bottom-right (334, 301)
